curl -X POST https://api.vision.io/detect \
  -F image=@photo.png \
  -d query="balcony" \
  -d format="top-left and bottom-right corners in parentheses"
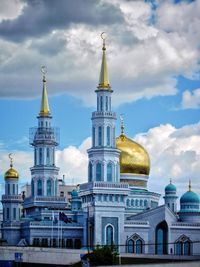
top-left (80, 181), bottom-right (129, 191)
top-left (29, 127), bottom-right (60, 145)
top-left (92, 111), bottom-right (116, 119)
top-left (2, 195), bottom-right (23, 202)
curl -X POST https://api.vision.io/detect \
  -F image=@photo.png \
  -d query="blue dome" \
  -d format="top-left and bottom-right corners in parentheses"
top-left (71, 189), bottom-right (78, 198)
top-left (165, 183), bottom-right (176, 192)
top-left (180, 191), bottom-right (200, 204)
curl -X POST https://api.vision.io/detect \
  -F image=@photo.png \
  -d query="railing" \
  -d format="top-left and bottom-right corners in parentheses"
top-left (24, 196), bottom-right (66, 203)
top-left (80, 181), bottom-right (129, 191)
top-left (92, 111), bottom-right (116, 118)
top-left (124, 221), bottom-right (149, 226)
top-left (2, 195), bottom-right (23, 201)
top-left (29, 127), bottom-right (60, 145)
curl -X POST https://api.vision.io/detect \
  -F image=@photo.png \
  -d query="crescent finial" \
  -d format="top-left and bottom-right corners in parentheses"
top-left (100, 32), bottom-right (107, 50)
top-left (8, 153), bottom-right (13, 167)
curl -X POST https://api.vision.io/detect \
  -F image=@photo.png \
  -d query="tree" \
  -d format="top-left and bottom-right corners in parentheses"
top-left (86, 245), bottom-right (118, 266)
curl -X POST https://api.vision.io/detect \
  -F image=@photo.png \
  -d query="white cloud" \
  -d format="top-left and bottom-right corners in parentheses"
top-left (181, 88), bottom-right (200, 109)
top-left (0, 0), bottom-right (25, 22)
top-left (134, 122), bottom-right (200, 197)
top-left (0, 1), bottom-right (199, 106)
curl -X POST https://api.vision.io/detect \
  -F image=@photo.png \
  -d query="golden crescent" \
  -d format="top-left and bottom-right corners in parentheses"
top-left (101, 32), bottom-right (106, 40)
top-left (8, 153), bottom-right (12, 160)
top-left (41, 65), bottom-right (47, 75)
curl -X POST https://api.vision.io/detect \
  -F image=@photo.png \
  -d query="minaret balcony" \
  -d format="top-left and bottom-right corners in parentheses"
top-left (92, 111), bottom-right (116, 119)
top-left (2, 194), bottom-right (23, 203)
top-left (29, 127), bottom-right (60, 145)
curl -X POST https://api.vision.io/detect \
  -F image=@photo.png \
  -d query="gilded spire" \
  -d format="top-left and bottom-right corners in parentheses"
top-left (98, 32), bottom-right (111, 90)
top-left (39, 66), bottom-right (50, 117)
top-left (188, 179), bottom-right (192, 191)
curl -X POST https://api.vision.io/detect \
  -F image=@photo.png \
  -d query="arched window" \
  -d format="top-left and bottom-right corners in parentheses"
top-left (96, 163), bottom-right (101, 181)
top-left (12, 184), bottom-right (15, 195)
top-left (128, 240), bottom-right (134, 253)
top-left (46, 148), bottom-right (50, 165)
top-left (131, 199), bottom-right (134, 206)
top-left (155, 221), bottom-right (168, 255)
top-left (175, 236), bottom-right (191, 255)
top-left (140, 199), bottom-right (143, 206)
top-left (92, 127), bottom-right (95, 147)
top-left (31, 180), bottom-right (34, 196)
top-left (100, 96), bottom-right (103, 111)
top-left (106, 225), bottom-right (114, 246)
top-left (55, 179), bottom-right (58, 194)
top-left (89, 162), bottom-right (93, 182)
top-left (39, 148), bottom-right (42, 165)
top-left (47, 179), bottom-right (52, 196)
top-left (144, 200), bottom-right (148, 207)
top-left (109, 97), bottom-right (111, 111)
top-left (126, 199), bottom-right (130, 206)
top-left (116, 163), bottom-right (119, 181)
top-left (107, 126), bottom-right (110, 146)
top-left (98, 126), bottom-right (102, 146)
top-left (184, 241), bottom-right (190, 255)
top-left (8, 184), bottom-right (10, 195)
top-left (112, 128), bottom-right (115, 147)
top-left (37, 180), bottom-right (42, 196)
top-left (136, 199), bottom-right (139, 206)
top-left (136, 239), bottom-right (142, 254)
top-left (106, 96), bottom-right (108, 111)
top-left (107, 162), bottom-right (112, 182)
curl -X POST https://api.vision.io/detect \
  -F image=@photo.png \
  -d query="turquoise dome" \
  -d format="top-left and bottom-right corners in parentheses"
top-left (180, 191), bottom-right (200, 204)
top-left (71, 189), bottom-right (78, 198)
top-left (165, 183), bottom-right (176, 192)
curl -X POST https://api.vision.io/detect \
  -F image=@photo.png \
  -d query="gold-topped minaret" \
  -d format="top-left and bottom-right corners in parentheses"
top-left (39, 66), bottom-right (50, 117)
top-left (4, 153), bottom-right (19, 179)
top-left (98, 32), bottom-right (111, 90)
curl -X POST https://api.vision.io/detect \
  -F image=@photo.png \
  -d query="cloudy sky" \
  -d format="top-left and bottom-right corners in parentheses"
top-left (0, 0), bottom-right (200, 203)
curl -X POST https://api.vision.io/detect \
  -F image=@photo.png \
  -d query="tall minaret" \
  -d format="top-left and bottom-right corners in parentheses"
top-left (29, 67), bottom-right (59, 197)
top-left (87, 34), bottom-right (120, 183)
top-left (1, 154), bottom-right (22, 245)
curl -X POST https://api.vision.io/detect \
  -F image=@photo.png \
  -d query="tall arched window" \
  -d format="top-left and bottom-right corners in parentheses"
top-left (107, 162), bottom-right (112, 182)
top-left (106, 225), bottom-right (114, 246)
top-left (37, 179), bottom-right (42, 196)
top-left (31, 180), bottom-right (34, 196)
top-left (106, 96), bottom-right (108, 111)
top-left (96, 163), bottom-right (101, 181)
top-left (116, 163), bottom-right (119, 181)
top-left (131, 199), bottom-right (134, 206)
top-left (89, 162), bottom-right (93, 182)
top-left (8, 184), bottom-right (10, 195)
top-left (184, 241), bottom-right (190, 255)
top-left (136, 239), bottom-right (142, 254)
top-left (128, 240), bottom-right (134, 253)
top-left (46, 148), bottom-right (50, 165)
top-left (107, 126), bottom-right (110, 146)
top-left (100, 96), bottom-right (103, 111)
top-left (98, 126), bottom-right (102, 146)
top-left (39, 148), bottom-right (42, 165)
top-left (92, 127), bottom-right (95, 147)
top-left (47, 179), bottom-right (52, 196)
top-left (155, 221), bottom-right (168, 255)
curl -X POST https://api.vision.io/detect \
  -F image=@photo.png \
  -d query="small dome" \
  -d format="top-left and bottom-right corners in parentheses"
top-left (4, 167), bottom-right (19, 179)
top-left (71, 189), bottom-right (78, 198)
top-left (116, 134), bottom-right (150, 176)
top-left (165, 183), bottom-right (176, 192)
top-left (180, 191), bottom-right (200, 204)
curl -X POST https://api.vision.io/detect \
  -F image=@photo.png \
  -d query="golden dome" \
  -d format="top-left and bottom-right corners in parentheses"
top-left (116, 134), bottom-right (150, 176)
top-left (5, 167), bottom-right (19, 179)
top-left (4, 153), bottom-right (19, 179)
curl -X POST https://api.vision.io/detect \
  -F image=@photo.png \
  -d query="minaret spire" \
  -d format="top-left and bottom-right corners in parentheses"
top-left (39, 66), bottom-right (50, 117)
top-left (98, 32), bottom-right (110, 90)
top-left (120, 114), bottom-right (125, 136)
top-left (189, 179), bottom-right (192, 191)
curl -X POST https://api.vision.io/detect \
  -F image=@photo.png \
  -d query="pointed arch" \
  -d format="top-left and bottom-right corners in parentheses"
top-left (155, 221), bottom-right (168, 255)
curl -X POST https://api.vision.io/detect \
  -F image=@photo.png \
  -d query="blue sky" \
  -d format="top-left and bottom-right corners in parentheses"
top-left (0, 0), bottom-right (200, 199)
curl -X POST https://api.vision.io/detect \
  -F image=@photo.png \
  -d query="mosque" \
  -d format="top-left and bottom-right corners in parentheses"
top-left (1, 37), bottom-right (200, 257)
